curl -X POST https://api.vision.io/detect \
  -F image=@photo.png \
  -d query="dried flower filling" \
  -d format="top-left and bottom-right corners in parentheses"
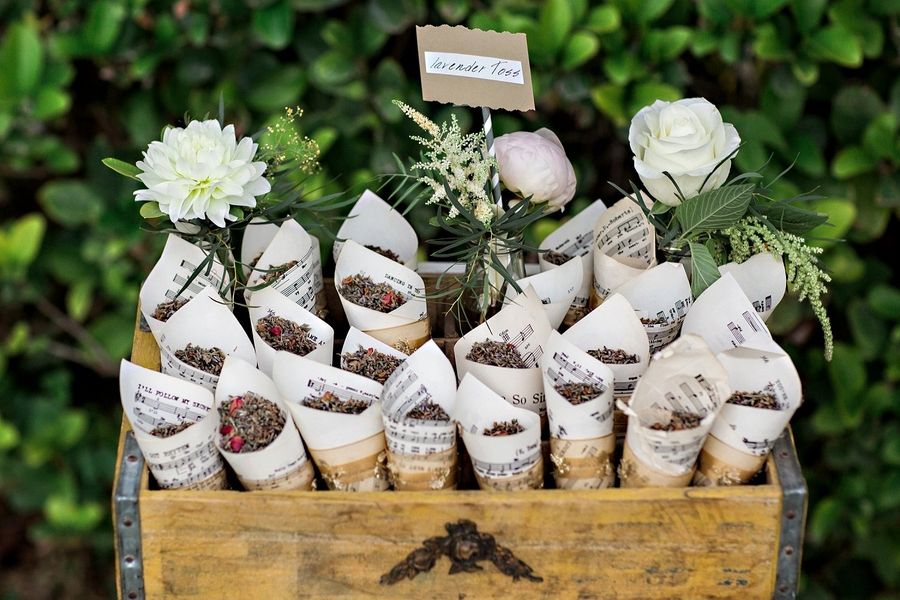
top-left (302, 391), bottom-right (371, 415)
top-left (340, 274), bottom-right (407, 312)
top-left (466, 340), bottom-right (527, 368)
top-left (153, 297), bottom-right (188, 322)
top-left (259, 260), bottom-right (298, 285)
top-left (218, 392), bottom-right (285, 453)
top-left (174, 343), bottom-right (226, 375)
top-left (542, 250), bottom-right (572, 266)
top-left (587, 346), bottom-right (640, 364)
top-left (554, 382), bottom-right (604, 406)
top-left (342, 346), bottom-right (403, 384)
top-left (640, 316), bottom-right (668, 326)
top-left (728, 390), bottom-right (782, 410)
top-left (648, 410), bottom-right (703, 431)
top-left (406, 400), bottom-right (450, 421)
top-left (483, 420), bottom-right (525, 437)
top-left (256, 314), bottom-right (318, 356)
top-left (150, 421), bottom-right (194, 438)
top-left (364, 244), bottom-right (402, 263)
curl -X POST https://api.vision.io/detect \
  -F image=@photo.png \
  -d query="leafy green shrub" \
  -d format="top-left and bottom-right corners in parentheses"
top-left (0, 0), bottom-right (896, 597)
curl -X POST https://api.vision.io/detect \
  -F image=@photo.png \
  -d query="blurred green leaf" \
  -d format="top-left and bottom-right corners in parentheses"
top-left (0, 214), bottom-right (46, 279)
top-left (832, 146), bottom-right (877, 179)
top-left (807, 198), bottom-right (856, 247)
top-left (561, 31), bottom-right (600, 70)
top-left (38, 180), bottom-right (104, 227)
top-left (586, 5), bottom-right (621, 33)
top-left (0, 16), bottom-right (44, 100)
top-left (253, 0), bottom-right (294, 49)
top-left (828, 343), bottom-right (867, 427)
top-left (809, 497), bottom-right (844, 544)
top-left (82, 0), bottom-right (126, 54)
top-left (792, 0), bottom-right (827, 33)
top-left (591, 83), bottom-right (626, 126)
top-left (868, 285), bottom-right (900, 320)
top-left (806, 25), bottom-right (863, 67)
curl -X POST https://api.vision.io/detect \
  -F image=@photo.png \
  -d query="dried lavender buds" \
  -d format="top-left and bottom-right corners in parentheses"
top-left (259, 260), bottom-right (298, 285)
top-left (175, 344), bottom-right (225, 375)
top-left (218, 392), bottom-right (285, 453)
top-left (406, 401), bottom-right (450, 421)
top-left (587, 346), bottom-right (640, 364)
top-left (342, 346), bottom-right (403, 384)
top-left (554, 382), bottom-right (604, 405)
top-left (484, 420), bottom-right (524, 436)
top-left (466, 340), bottom-right (526, 368)
top-left (340, 274), bottom-right (406, 312)
top-left (153, 297), bottom-right (187, 322)
top-left (542, 250), bottom-right (572, 266)
top-left (728, 390), bottom-right (782, 410)
top-left (150, 422), bottom-right (194, 438)
top-left (649, 410), bottom-right (703, 431)
top-left (365, 245), bottom-right (402, 263)
top-left (256, 314), bottom-right (318, 356)
top-left (302, 391), bottom-right (371, 415)
top-left (640, 316), bottom-right (667, 326)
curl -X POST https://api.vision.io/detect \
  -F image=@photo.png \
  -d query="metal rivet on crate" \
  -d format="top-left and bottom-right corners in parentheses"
top-left (127, 454), bottom-right (138, 463)
top-left (125, 555), bottom-right (135, 564)
top-left (783, 546), bottom-right (794, 556)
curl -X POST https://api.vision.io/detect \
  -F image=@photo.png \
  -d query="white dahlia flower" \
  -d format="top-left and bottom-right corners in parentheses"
top-left (134, 120), bottom-right (271, 227)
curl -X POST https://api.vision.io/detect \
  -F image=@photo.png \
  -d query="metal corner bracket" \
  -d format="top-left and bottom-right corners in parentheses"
top-left (115, 430), bottom-right (146, 600)
top-left (772, 429), bottom-right (808, 599)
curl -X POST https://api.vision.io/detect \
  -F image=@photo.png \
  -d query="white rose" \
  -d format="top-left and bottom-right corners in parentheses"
top-left (628, 98), bottom-right (740, 207)
top-left (495, 128), bottom-right (576, 210)
top-left (134, 120), bottom-right (271, 227)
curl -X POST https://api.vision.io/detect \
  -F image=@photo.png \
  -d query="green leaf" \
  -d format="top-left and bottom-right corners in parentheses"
top-left (591, 83), bottom-right (626, 126)
top-left (756, 201), bottom-right (828, 234)
top-left (139, 202), bottom-right (165, 219)
top-left (809, 497), bottom-right (844, 544)
top-left (586, 5), bottom-right (620, 33)
top-left (252, 0), bottom-right (294, 49)
top-left (688, 242), bottom-right (721, 298)
top-left (792, 0), bottom-right (827, 34)
top-left (848, 298), bottom-right (887, 359)
top-left (82, 0), bottom-right (126, 54)
top-left (0, 17), bottom-right (44, 100)
top-left (246, 66), bottom-right (306, 111)
top-left (831, 86), bottom-right (884, 143)
top-left (33, 87), bottom-right (70, 120)
top-left (66, 281), bottom-right (94, 322)
top-left (806, 25), bottom-right (863, 67)
top-left (0, 213), bottom-right (45, 278)
top-left (38, 180), bottom-right (104, 227)
top-left (807, 197), bottom-right (856, 247)
top-left (674, 184), bottom-right (755, 237)
top-left (636, 0), bottom-right (675, 23)
top-left (753, 23), bottom-right (790, 60)
top-left (869, 285), bottom-right (900, 320)
top-left (628, 82), bottom-right (681, 116)
top-left (832, 146), bottom-right (876, 179)
top-left (862, 113), bottom-right (898, 160)
top-left (752, 0), bottom-right (789, 18)
top-left (560, 31), bottom-right (600, 70)
top-left (829, 343), bottom-right (867, 427)
top-left (535, 0), bottom-right (573, 61)
top-left (102, 158), bottom-right (141, 180)
top-left (643, 27), bottom-right (691, 62)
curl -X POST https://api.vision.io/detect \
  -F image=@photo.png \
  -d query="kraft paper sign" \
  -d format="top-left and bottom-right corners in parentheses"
top-left (416, 25), bottom-right (535, 112)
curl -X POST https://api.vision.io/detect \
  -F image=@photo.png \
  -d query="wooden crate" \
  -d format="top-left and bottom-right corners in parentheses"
top-left (113, 279), bottom-right (807, 600)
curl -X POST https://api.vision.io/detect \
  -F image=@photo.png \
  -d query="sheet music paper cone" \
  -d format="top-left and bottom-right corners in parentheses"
top-left (335, 240), bottom-right (429, 352)
top-left (618, 335), bottom-right (731, 488)
top-left (213, 357), bottom-right (314, 490)
top-left (340, 327), bottom-right (409, 363)
top-left (240, 217), bottom-right (279, 279)
top-left (333, 189), bottom-right (419, 270)
top-left (695, 341), bottom-right (802, 486)
top-left (718, 252), bottom-right (787, 322)
top-left (157, 288), bottom-right (256, 392)
top-left (541, 331), bottom-right (616, 489)
top-left (248, 286), bottom-right (334, 376)
top-left (591, 197), bottom-right (657, 307)
top-left (381, 341), bottom-right (458, 490)
top-left (505, 255), bottom-right (582, 329)
top-left (538, 199), bottom-right (607, 325)
top-left (272, 353), bottom-right (388, 491)
top-left (614, 262), bottom-right (693, 354)
top-left (119, 360), bottom-right (226, 490)
top-left (563, 293), bottom-right (650, 399)
top-left (245, 219), bottom-right (326, 317)
top-left (139, 233), bottom-right (228, 342)
top-left (456, 374), bottom-right (543, 491)
top-left (454, 286), bottom-right (552, 416)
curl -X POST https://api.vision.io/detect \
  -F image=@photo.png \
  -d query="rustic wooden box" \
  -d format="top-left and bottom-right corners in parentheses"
top-left (114, 278), bottom-right (807, 600)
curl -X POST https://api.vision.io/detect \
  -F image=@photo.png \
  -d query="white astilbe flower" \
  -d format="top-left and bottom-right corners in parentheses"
top-left (134, 120), bottom-right (271, 227)
top-left (394, 101), bottom-right (496, 227)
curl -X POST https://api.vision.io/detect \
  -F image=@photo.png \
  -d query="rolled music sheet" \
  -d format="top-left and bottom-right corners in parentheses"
top-left (563, 293), bottom-right (650, 399)
top-left (505, 255), bottom-right (582, 330)
top-left (239, 217), bottom-right (279, 279)
top-left (334, 240), bottom-right (430, 352)
top-left (139, 233), bottom-right (228, 342)
top-left (681, 272), bottom-right (772, 355)
top-left (272, 352), bottom-right (389, 491)
top-left (538, 199), bottom-right (607, 325)
top-left (695, 341), bottom-right (803, 486)
top-left (381, 340), bottom-right (458, 490)
top-left (245, 219), bottom-right (325, 317)
top-left (617, 335), bottom-right (731, 488)
top-left (541, 331), bottom-right (616, 489)
top-left (248, 286), bottom-right (334, 376)
top-left (591, 197), bottom-right (657, 305)
top-left (157, 288), bottom-right (256, 392)
top-left (213, 356), bottom-right (314, 490)
top-left (717, 252), bottom-right (787, 322)
top-left (454, 286), bottom-right (552, 416)
top-left (613, 262), bottom-right (693, 354)
top-left (333, 189), bottom-right (419, 270)
top-left (119, 360), bottom-right (226, 490)
top-left (456, 374), bottom-right (544, 491)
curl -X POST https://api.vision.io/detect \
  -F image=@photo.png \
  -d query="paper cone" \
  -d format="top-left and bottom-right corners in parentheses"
top-left (386, 446), bottom-right (457, 490)
top-left (240, 217), bottom-right (280, 279)
top-left (308, 432), bottom-right (389, 491)
top-left (549, 436), bottom-right (615, 489)
top-left (613, 262), bottom-right (692, 354)
top-left (245, 220), bottom-right (324, 314)
top-left (619, 440), bottom-right (693, 488)
top-left (718, 252), bottom-right (786, 322)
top-left (591, 197), bottom-right (657, 303)
top-left (506, 255), bottom-right (582, 329)
top-left (681, 272), bottom-right (771, 354)
top-left (333, 189), bottom-right (419, 270)
top-left (693, 434), bottom-right (767, 487)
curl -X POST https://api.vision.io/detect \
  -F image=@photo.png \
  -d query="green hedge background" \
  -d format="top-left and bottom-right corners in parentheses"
top-left (0, 0), bottom-right (898, 597)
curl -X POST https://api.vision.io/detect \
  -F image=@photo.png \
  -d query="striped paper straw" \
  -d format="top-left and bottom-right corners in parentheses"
top-left (481, 107), bottom-right (503, 208)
